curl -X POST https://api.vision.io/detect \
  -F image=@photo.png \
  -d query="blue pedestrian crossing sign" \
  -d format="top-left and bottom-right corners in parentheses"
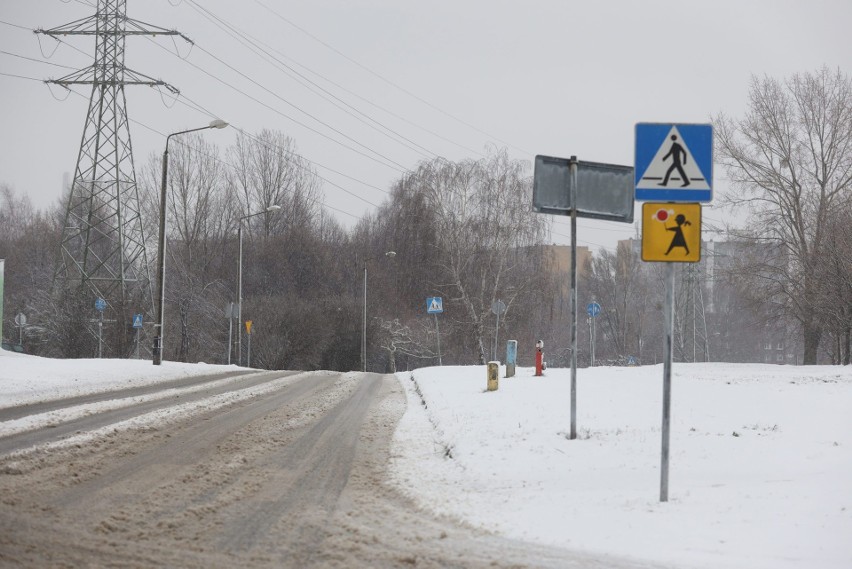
top-left (132, 314), bottom-right (144, 329)
top-left (635, 123), bottom-right (713, 202)
top-left (426, 297), bottom-right (444, 314)
top-left (94, 298), bottom-right (106, 312)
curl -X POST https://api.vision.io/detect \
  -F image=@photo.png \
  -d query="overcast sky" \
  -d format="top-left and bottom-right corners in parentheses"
top-left (1, 0), bottom-right (850, 251)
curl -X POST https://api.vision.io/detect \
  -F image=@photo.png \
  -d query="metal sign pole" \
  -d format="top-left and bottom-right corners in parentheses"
top-left (227, 303), bottom-right (233, 365)
top-left (494, 310), bottom-right (500, 362)
top-left (588, 317), bottom-right (592, 366)
top-left (98, 311), bottom-right (103, 359)
top-left (435, 314), bottom-right (442, 366)
top-left (569, 156), bottom-right (578, 440)
top-left (592, 315), bottom-right (596, 367)
top-left (660, 262), bottom-right (676, 502)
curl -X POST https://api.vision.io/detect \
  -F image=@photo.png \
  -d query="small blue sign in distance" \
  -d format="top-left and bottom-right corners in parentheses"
top-left (427, 297), bottom-right (443, 314)
top-left (587, 302), bottom-right (601, 317)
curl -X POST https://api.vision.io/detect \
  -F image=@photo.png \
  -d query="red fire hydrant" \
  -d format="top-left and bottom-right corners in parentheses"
top-left (535, 340), bottom-right (545, 376)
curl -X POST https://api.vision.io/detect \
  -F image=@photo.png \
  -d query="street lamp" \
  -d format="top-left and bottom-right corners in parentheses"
top-left (362, 250), bottom-right (396, 372)
top-left (153, 119), bottom-right (228, 365)
top-left (237, 204), bottom-right (282, 366)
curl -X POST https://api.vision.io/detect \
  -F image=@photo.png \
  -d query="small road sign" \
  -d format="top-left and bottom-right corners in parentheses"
top-left (635, 123), bottom-right (713, 202)
top-left (95, 298), bottom-right (106, 312)
top-left (245, 320), bottom-right (253, 334)
top-left (491, 300), bottom-right (506, 316)
top-left (427, 297), bottom-right (443, 314)
top-left (586, 302), bottom-right (601, 317)
top-left (132, 314), bottom-right (143, 328)
top-left (641, 202), bottom-right (702, 262)
top-left (14, 313), bottom-right (27, 326)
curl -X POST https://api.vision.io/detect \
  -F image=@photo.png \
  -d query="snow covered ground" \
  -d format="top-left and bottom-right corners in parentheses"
top-left (2, 348), bottom-right (850, 568)
top-left (390, 363), bottom-right (852, 569)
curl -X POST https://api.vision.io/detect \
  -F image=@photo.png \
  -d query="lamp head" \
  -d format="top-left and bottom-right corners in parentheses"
top-left (266, 205), bottom-right (282, 212)
top-left (208, 119), bottom-right (229, 129)
top-left (385, 251), bottom-right (397, 258)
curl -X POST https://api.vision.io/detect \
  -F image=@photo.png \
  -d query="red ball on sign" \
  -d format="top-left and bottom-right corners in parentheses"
top-left (656, 209), bottom-right (668, 221)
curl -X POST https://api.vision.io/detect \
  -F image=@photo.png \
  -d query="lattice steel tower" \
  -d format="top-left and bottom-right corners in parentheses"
top-left (36, 1), bottom-right (188, 354)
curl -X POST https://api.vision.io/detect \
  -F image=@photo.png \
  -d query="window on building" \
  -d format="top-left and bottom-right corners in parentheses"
top-left (777, 342), bottom-right (784, 350)
top-left (777, 354), bottom-right (784, 362)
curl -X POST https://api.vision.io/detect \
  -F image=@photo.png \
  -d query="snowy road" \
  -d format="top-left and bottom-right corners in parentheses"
top-left (0, 369), bottom-right (658, 568)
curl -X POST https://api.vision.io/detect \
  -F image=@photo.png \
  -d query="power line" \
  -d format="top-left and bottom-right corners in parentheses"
top-left (173, 91), bottom-right (390, 198)
top-left (191, 39), bottom-right (412, 171)
top-left (0, 71), bottom-right (43, 82)
top-left (183, 0), bottom-right (442, 162)
top-left (0, 19), bottom-right (32, 31)
top-left (143, 36), bottom-right (409, 174)
top-left (0, 49), bottom-right (78, 70)
top-left (251, 0), bottom-right (532, 157)
top-left (55, 85), bottom-right (375, 218)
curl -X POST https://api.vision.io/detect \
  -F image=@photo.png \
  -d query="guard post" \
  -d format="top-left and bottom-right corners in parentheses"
top-left (506, 340), bottom-right (517, 377)
top-left (487, 361), bottom-right (499, 391)
top-left (535, 340), bottom-right (544, 376)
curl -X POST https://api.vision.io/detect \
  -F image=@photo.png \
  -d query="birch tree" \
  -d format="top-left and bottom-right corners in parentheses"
top-left (402, 151), bottom-right (550, 363)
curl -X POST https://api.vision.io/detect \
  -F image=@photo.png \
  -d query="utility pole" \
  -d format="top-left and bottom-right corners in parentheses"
top-left (36, 1), bottom-right (191, 356)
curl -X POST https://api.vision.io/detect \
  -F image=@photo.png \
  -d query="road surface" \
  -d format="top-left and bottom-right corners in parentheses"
top-left (0, 370), bottom-right (661, 568)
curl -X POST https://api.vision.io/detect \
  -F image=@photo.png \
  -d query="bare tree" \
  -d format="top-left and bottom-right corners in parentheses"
top-left (715, 67), bottom-right (852, 364)
top-left (400, 150), bottom-right (550, 363)
top-left (226, 129), bottom-right (323, 236)
top-left (586, 242), bottom-right (653, 361)
top-left (376, 317), bottom-right (438, 373)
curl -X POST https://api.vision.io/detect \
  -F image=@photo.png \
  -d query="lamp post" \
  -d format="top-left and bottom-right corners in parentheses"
top-left (237, 204), bottom-right (281, 366)
top-left (362, 251), bottom-right (396, 372)
top-left (153, 119), bottom-right (228, 365)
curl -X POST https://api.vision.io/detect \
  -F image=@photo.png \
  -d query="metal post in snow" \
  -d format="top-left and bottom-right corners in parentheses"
top-left (592, 314), bottom-right (596, 367)
top-left (98, 311), bottom-right (103, 359)
top-left (435, 314), bottom-right (442, 366)
top-left (660, 262), bottom-right (676, 502)
top-left (362, 261), bottom-right (367, 372)
top-left (494, 310), bottom-right (500, 362)
top-left (227, 302), bottom-right (233, 365)
top-left (569, 156), bottom-right (578, 440)
top-left (588, 317), bottom-right (593, 367)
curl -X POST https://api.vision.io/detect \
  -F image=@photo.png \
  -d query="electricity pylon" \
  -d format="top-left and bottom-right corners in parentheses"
top-left (674, 263), bottom-right (710, 362)
top-left (36, 0), bottom-right (190, 356)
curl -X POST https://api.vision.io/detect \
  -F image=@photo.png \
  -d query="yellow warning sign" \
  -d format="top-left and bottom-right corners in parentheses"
top-left (641, 202), bottom-right (701, 262)
top-left (245, 320), bottom-right (253, 334)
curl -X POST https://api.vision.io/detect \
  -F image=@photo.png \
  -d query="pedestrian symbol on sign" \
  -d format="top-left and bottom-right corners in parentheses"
top-left (659, 135), bottom-right (690, 187)
top-left (426, 297), bottom-right (443, 314)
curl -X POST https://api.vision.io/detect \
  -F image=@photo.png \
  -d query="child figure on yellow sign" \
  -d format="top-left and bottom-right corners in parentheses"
top-left (665, 214), bottom-right (692, 256)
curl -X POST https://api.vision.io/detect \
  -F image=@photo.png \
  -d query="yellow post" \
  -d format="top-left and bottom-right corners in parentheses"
top-left (487, 361), bottom-right (499, 391)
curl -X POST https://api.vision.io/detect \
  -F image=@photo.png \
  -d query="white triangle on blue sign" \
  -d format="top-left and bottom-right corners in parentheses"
top-left (636, 126), bottom-right (711, 191)
top-left (429, 298), bottom-right (442, 312)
